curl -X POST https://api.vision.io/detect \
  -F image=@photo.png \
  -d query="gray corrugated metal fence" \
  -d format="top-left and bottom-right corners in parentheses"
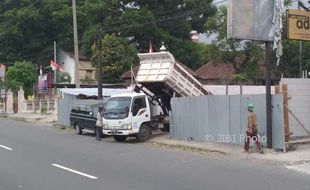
top-left (170, 95), bottom-right (285, 150)
top-left (281, 79), bottom-right (310, 137)
top-left (58, 94), bottom-right (76, 126)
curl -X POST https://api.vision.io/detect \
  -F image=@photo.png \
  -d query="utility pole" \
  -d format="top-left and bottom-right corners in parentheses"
top-left (97, 27), bottom-right (103, 100)
top-left (4, 66), bottom-right (7, 113)
top-left (298, 0), bottom-right (303, 78)
top-left (265, 41), bottom-right (273, 149)
top-left (54, 41), bottom-right (57, 95)
top-left (72, 0), bottom-right (80, 88)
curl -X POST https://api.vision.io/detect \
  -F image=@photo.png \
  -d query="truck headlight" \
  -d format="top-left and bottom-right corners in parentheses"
top-left (103, 124), bottom-right (109, 130)
top-left (121, 124), bottom-right (132, 130)
top-left (127, 124), bottom-right (132, 130)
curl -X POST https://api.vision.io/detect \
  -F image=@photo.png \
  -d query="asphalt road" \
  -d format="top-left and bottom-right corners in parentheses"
top-left (0, 118), bottom-right (309, 190)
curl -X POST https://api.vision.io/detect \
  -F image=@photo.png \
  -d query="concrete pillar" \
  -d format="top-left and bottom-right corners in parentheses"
top-left (18, 87), bottom-right (26, 113)
top-left (54, 97), bottom-right (58, 121)
top-left (32, 100), bottom-right (35, 112)
top-left (6, 90), bottom-right (14, 114)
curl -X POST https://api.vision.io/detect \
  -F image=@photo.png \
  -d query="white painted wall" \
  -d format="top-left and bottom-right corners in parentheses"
top-left (205, 85), bottom-right (275, 95)
top-left (281, 78), bottom-right (310, 137)
top-left (59, 50), bottom-right (75, 84)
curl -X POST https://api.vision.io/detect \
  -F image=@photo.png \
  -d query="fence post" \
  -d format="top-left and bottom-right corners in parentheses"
top-left (32, 101), bottom-right (35, 112)
top-left (39, 100), bottom-right (42, 112)
top-left (47, 100), bottom-right (50, 112)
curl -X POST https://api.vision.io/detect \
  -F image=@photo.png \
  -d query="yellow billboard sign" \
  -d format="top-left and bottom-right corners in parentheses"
top-left (287, 9), bottom-right (310, 41)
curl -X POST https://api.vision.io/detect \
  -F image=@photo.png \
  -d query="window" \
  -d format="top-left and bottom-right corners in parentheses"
top-left (132, 97), bottom-right (146, 116)
top-left (104, 97), bottom-right (131, 119)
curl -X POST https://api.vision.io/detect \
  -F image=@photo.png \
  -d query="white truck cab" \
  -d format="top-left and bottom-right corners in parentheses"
top-left (102, 92), bottom-right (159, 142)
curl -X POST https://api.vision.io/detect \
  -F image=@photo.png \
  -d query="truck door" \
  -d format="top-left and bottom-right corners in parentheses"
top-left (131, 96), bottom-right (150, 130)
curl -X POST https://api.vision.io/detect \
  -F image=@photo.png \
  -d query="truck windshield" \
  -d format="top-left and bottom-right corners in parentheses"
top-left (104, 97), bottom-right (131, 119)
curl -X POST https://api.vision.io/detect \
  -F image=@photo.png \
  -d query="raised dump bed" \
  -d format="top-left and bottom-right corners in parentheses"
top-left (136, 52), bottom-right (210, 97)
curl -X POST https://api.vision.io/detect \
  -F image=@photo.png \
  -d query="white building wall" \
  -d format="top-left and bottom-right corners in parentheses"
top-left (205, 85), bottom-right (275, 95)
top-left (59, 50), bottom-right (76, 84)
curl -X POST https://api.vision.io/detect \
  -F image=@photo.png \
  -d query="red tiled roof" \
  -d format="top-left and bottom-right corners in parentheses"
top-left (195, 61), bottom-right (235, 80)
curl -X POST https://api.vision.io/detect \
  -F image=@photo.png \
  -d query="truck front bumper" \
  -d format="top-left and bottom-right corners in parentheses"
top-left (103, 129), bottom-right (138, 136)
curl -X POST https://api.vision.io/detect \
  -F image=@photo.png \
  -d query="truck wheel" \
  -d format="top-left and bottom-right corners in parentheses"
top-left (160, 124), bottom-right (170, 132)
top-left (113, 136), bottom-right (127, 142)
top-left (137, 124), bottom-right (151, 142)
top-left (75, 124), bottom-right (83, 135)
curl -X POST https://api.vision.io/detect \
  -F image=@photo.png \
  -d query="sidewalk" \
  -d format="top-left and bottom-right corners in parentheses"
top-left (5, 112), bottom-right (57, 124)
top-left (148, 133), bottom-right (310, 165)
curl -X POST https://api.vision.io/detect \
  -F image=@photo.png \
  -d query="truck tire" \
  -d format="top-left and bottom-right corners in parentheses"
top-left (160, 124), bottom-right (170, 132)
top-left (75, 124), bottom-right (83, 135)
top-left (137, 124), bottom-right (151, 142)
top-left (113, 136), bottom-right (127, 142)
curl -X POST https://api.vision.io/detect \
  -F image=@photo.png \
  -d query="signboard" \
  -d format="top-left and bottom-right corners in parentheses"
top-left (287, 9), bottom-right (310, 41)
top-left (227, 0), bottom-right (274, 41)
top-left (38, 74), bottom-right (48, 94)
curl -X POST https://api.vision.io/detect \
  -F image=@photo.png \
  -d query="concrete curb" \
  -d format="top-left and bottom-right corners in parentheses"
top-left (0, 112), bottom-right (8, 117)
top-left (147, 137), bottom-right (310, 166)
top-left (146, 140), bottom-right (229, 155)
top-left (2, 114), bottom-right (57, 127)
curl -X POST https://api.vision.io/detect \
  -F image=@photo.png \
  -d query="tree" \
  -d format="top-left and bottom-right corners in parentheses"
top-left (80, 0), bottom-right (216, 69)
top-left (204, 6), bottom-right (264, 82)
top-left (57, 72), bottom-right (71, 84)
top-left (1, 0), bottom-right (217, 80)
top-left (0, 0), bottom-right (73, 65)
top-left (92, 34), bottom-right (138, 82)
top-left (279, 40), bottom-right (310, 78)
top-left (6, 61), bottom-right (37, 97)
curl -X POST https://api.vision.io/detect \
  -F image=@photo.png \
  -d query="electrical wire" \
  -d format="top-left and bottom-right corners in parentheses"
top-left (99, 6), bottom-right (212, 35)
top-left (1, 1), bottom-right (226, 63)
top-left (0, 0), bottom-right (42, 37)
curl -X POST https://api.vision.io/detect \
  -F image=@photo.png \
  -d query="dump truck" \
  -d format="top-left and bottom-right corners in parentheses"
top-left (102, 51), bottom-right (210, 142)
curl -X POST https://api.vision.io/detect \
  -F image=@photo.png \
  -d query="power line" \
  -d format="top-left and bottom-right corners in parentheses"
top-left (1, 1), bottom-right (222, 63)
top-left (0, 0), bottom-right (42, 37)
top-left (2, 6), bottom-right (212, 62)
top-left (99, 6), bottom-right (211, 35)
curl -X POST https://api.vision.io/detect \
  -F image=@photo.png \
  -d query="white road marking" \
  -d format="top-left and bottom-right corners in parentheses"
top-left (0, 144), bottom-right (13, 151)
top-left (51, 163), bottom-right (98, 180)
